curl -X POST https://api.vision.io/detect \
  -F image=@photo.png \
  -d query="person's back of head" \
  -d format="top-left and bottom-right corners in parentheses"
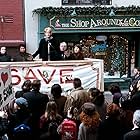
top-left (119, 95), bottom-right (132, 110)
top-left (88, 88), bottom-right (105, 106)
top-left (80, 102), bottom-right (100, 129)
top-left (73, 78), bottom-right (82, 89)
top-left (14, 97), bottom-right (28, 110)
top-left (107, 103), bottom-right (120, 119)
top-left (133, 109), bottom-right (140, 128)
top-left (51, 84), bottom-right (62, 98)
top-left (108, 83), bottom-right (121, 94)
top-left (88, 88), bottom-right (100, 98)
top-left (45, 101), bottom-right (58, 118)
top-left (32, 80), bottom-right (41, 91)
top-left (22, 80), bottom-right (32, 92)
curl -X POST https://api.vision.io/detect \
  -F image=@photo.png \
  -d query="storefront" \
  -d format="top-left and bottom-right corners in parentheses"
top-left (33, 6), bottom-right (140, 81)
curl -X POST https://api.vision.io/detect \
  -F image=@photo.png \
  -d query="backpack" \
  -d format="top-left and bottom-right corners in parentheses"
top-left (61, 119), bottom-right (77, 140)
top-left (13, 123), bottom-right (32, 140)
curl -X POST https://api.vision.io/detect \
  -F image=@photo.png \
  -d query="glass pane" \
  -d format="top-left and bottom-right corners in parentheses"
top-left (62, 0), bottom-right (111, 5)
top-left (79, 35), bottom-right (129, 78)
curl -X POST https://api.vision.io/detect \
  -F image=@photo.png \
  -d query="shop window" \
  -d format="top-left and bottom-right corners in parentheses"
top-left (62, 0), bottom-right (111, 5)
top-left (79, 35), bottom-right (130, 78)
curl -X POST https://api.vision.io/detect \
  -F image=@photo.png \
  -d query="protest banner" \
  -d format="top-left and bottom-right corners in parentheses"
top-left (0, 66), bottom-right (14, 109)
top-left (0, 59), bottom-right (104, 95)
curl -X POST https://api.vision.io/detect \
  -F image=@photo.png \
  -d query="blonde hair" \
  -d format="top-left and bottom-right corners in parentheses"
top-left (44, 27), bottom-right (52, 33)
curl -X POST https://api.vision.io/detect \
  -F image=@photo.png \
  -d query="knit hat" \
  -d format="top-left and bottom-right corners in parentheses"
top-left (15, 97), bottom-right (28, 108)
top-left (133, 110), bottom-right (140, 127)
top-left (82, 102), bottom-right (96, 116)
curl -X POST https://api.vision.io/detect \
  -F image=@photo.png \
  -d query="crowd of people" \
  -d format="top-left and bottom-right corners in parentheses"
top-left (0, 72), bottom-right (140, 140)
top-left (0, 27), bottom-right (85, 62)
top-left (0, 26), bottom-right (140, 140)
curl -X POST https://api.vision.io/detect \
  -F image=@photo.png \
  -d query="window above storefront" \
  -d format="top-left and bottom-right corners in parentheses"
top-left (33, 6), bottom-right (140, 18)
top-left (62, 0), bottom-right (112, 5)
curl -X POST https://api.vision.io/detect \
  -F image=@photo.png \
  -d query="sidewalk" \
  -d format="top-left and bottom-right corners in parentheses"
top-left (104, 89), bottom-right (129, 104)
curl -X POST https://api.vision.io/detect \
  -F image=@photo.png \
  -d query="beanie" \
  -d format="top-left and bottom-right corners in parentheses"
top-left (15, 97), bottom-right (28, 108)
top-left (82, 102), bottom-right (96, 116)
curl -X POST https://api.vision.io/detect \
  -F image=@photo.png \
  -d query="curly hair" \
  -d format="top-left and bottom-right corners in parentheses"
top-left (80, 111), bottom-right (100, 128)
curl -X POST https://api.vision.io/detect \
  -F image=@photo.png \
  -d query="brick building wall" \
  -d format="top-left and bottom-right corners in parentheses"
top-left (0, 0), bottom-right (24, 56)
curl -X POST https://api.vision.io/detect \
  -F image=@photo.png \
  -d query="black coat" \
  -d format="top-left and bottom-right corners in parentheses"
top-left (33, 38), bottom-right (60, 61)
top-left (97, 117), bottom-right (122, 140)
top-left (23, 90), bottom-right (49, 140)
top-left (23, 90), bottom-right (49, 120)
top-left (0, 53), bottom-right (11, 62)
top-left (123, 128), bottom-right (140, 140)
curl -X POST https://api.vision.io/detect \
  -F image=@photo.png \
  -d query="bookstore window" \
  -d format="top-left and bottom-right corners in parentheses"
top-left (78, 35), bottom-right (130, 78)
top-left (62, 0), bottom-right (111, 5)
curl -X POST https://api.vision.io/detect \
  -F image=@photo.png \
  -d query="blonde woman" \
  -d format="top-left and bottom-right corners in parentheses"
top-left (32, 27), bottom-right (59, 61)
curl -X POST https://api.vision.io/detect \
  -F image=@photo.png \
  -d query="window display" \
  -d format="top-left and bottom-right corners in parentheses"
top-left (77, 35), bottom-right (132, 78)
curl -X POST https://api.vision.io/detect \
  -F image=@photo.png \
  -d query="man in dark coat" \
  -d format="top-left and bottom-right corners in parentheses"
top-left (23, 80), bottom-right (49, 140)
top-left (129, 67), bottom-right (140, 97)
top-left (32, 27), bottom-right (60, 61)
top-left (14, 44), bottom-right (33, 62)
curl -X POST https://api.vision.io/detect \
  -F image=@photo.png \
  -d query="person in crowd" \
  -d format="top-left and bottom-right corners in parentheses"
top-left (78, 102), bottom-right (100, 140)
top-left (0, 46), bottom-right (12, 62)
top-left (23, 80), bottom-right (49, 140)
top-left (64, 78), bottom-right (90, 116)
top-left (129, 67), bottom-right (140, 97)
top-left (57, 106), bottom-right (78, 140)
top-left (58, 42), bottom-right (73, 60)
top-left (72, 44), bottom-right (84, 60)
top-left (7, 97), bottom-right (31, 140)
top-left (123, 109), bottom-right (140, 140)
top-left (39, 101), bottom-right (62, 140)
top-left (88, 88), bottom-right (107, 121)
top-left (32, 27), bottom-right (60, 61)
top-left (14, 44), bottom-right (33, 61)
top-left (131, 91), bottom-right (140, 111)
top-left (50, 84), bottom-right (67, 118)
top-left (15, 80), bottom-right (32, 98)
top-left (97, 103), bottom-right (122, 140)
top-left (119, 96), bottom-right (133, 135)
top-left (108, 83), bottom-right (122, 106)
top-left (0, 110), bottom-right (9, 140)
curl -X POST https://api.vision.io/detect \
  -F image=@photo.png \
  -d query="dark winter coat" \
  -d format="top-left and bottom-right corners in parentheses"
top-left (23, 90), bottom-right (49, 140)
top-left (123, 128), bottom-right (140, 140)
top-left (14, 52), bottom-right (33, 61)
top-left (0, 53), bottom-right (11, 62)
top-left (32, 38), bottom-right (60, 61)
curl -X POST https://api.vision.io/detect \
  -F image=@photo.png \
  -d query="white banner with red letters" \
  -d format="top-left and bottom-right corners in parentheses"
top-left (0, 59), bottom-right (104, 95)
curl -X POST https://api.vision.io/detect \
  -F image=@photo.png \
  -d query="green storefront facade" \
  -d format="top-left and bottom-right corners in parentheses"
top-left (33, 6), bottom-right (140, 89)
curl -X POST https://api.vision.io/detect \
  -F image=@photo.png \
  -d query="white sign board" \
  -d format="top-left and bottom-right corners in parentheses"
top-left (0, 66), bottom-right (14, 109)
top-left (0, 59), bottom-right (104, 95)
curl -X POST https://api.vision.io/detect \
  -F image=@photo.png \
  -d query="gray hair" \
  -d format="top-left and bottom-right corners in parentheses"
top-left (133, 109), bottom-right (140, 127)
